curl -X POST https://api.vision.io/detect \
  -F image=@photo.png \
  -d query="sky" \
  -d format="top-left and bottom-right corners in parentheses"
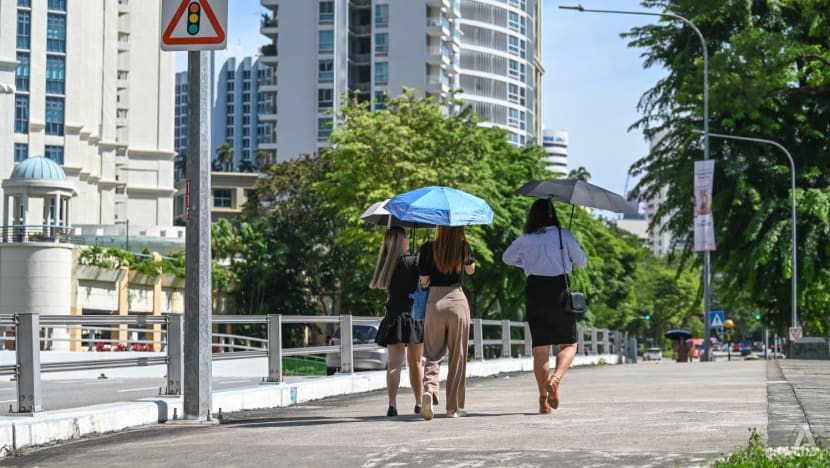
top-left (175, 0), bottom-right (666, 199)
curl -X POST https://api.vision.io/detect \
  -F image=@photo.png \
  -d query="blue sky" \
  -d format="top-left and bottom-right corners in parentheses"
top-left (176, 0), bottom-right (666, 198)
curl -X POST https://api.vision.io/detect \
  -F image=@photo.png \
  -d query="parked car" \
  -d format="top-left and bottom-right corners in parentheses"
top-left (643, 347), bottom-right (662, 361)
top-left (326, 321), bottom-right (388, 375)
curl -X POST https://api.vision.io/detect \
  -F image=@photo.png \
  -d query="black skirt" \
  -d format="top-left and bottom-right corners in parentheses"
top-left (525, 275), bottom-right (577, 346)
top-left (375, 309), bottom-right (424, 347)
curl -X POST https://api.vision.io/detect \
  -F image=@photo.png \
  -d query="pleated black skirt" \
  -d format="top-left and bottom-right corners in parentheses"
top-left (525, 275), bottom-right (577, 346)
top-left (374, 310), bottom-right (424, 346)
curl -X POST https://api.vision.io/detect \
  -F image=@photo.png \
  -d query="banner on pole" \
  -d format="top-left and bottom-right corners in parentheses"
top-left (694, 160), bottom-right (716, 251)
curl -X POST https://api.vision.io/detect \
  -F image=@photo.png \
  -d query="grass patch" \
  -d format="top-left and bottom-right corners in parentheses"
top-left (715, 429), bottom-right (830, 467)
top-left (283, 355), bottom-right (327, 376)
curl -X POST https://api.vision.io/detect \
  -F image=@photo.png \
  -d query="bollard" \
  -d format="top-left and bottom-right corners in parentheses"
top-left (501, 320), bottom-right (511, 358)
top-left (165, 314), bottom-right (183, 395)
top-left (523, 323), bottom-right (532, 357)
top-left (266, 314), bottom-right (283, 383)
top-left (472, 318), bottom-right (484, 360)
top-left (16, 313), bottom-right (42, 413)
top-left (339, 315), bottom-right (353, 374)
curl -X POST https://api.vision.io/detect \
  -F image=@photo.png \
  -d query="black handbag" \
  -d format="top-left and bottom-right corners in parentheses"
top-left (557, 226), bottom-right (586, 315)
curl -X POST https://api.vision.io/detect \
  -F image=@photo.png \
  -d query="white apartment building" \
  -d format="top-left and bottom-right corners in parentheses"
top-left (542, 128), bottom-right (567, 176)
top-left (1, 0), bottom-right (175, 227)
top-left (258, 0), bottom-right (542, 161)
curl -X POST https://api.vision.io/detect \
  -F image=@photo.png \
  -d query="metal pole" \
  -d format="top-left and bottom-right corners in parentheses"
top-left (560, 4), bottom-right (712, 361)
top-left (705, 132), bottom-right (798, 330)
top-left (165, 313), bottom-right (183, 395)
top-left (501, 320), bottom-right (511, 358)
top-left (339, 315), bottom-right (353, 373)
top-left (266, 314), bottom-right (283, 383)
top-left (473, 318), bottom-right (484, 360)
top-left (16, 313), bottom-right (42, 414)
top-left (184, 50), bottom-right (212, 421)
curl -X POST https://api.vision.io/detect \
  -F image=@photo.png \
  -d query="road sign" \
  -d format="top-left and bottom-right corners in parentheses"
top-left (161, 0), bottom-right (227, 51)
top-left (709, 310), bottom-right (725, 329)
top-left (789, 326), bottom-right (803, 342)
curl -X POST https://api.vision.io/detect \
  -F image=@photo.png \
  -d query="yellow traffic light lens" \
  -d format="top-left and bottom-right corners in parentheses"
top-left (189, 13), bottom-right (199, 23)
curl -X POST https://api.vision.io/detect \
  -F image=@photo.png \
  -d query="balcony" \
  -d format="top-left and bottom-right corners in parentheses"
top-left (349, 24), bottom-right (371, 36)
top-left (260, 14), bottom-right (278, 35)
top-left (349, 52), bottom-right (371, 65)
top-left (350, 0), bottom-right (371, 8)
top-left (117, 0), bottom-right (129, 15)
top-left (259, 44), bottom-right (278, 64)
top-left (426, 16), bottom-right (451, 38)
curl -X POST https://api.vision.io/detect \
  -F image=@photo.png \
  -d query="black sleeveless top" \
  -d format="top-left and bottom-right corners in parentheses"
top-left (417, 241), bottom-right (475, 287)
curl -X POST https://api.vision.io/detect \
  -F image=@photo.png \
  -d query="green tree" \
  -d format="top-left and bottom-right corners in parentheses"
top-left (626, 0), bottom-right (830, 334)
top-left (216, 141), bottom-right (234, 172)
top-left (567, 166), bottom-right (592, 182)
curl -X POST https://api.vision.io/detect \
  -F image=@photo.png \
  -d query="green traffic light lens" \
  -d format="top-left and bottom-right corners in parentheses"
top-left (188, 24), bottom-right (199, 35)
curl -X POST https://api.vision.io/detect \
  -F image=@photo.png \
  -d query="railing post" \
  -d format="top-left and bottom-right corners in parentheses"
top-left (16, 313), bottom-right (42, 413)
top-left (165, 313), bottom-right (183, 395)
top-left (591, 328), bottom-right (598, 355)
top-left (577, 325), bottom-right (585, 355)
top-left (339, 315), bottom-right (353, 373)
top-left (266, 314), bottom-right (283, 383)
top-left (473, 318), bottom-right (484, 360)
top-left (523, 323), bottom-right (532, 357)
top-left (501, 320), bottom-right (511, 358)
top-left (603, 329), bottom-right (610, 354)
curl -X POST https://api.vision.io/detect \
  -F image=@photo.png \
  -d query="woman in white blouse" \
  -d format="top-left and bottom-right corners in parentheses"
top-left (502, 199), bottom-right (587, 414)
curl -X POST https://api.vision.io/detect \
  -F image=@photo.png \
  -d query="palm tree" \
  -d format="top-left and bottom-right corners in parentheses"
top-left (216, 142), bottom-right (234, 172)
top-left (239, 158), bottom-right (256, 173)
top-left (255, 149), bottom-right (275, 170)
top-left (567, 166), bottom-right (591, 182)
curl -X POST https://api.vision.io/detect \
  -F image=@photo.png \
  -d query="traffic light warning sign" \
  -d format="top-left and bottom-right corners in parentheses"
top-left (161, 0), bottom-right (227, 51)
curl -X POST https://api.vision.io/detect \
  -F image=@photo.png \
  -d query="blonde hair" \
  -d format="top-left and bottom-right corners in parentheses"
top-left (433, 226), bottom-right (470, 275)
top-left (369, 227), bottom-right (407, 289)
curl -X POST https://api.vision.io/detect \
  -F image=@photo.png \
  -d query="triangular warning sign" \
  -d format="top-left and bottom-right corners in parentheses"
top-left (162, 0), bottom-right (226, 46)
top-left (710, 314), bottom-right (724, 328)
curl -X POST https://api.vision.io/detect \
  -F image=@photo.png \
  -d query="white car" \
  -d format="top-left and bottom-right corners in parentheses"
top-left (326, 321), bottom-right (388, 375)
top-left (644, 347), bottom-right (662, 361)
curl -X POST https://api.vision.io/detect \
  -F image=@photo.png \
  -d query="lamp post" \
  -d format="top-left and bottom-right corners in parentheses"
top-left (560, 4), bottom-right (713, 360)
top-left (705, 132), bottom-right (798, 331)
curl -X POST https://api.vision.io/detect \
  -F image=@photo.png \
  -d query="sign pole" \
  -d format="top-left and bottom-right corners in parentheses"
top-left (184, 50), bottom-right (212, 421)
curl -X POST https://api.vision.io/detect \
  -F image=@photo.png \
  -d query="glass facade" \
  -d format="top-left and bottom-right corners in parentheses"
top-left (46, 55), bottom-right (66, 94)
top-left (16, 52), bottom-right (29, 91)
top-left (47, 14), bottom-right (66, 52)
top-left (45, 97), bottom-right (65, 136)
top-left (45, 145), bottom-right (65, 165)
top-left (14, 143), bottom-right (28, 163)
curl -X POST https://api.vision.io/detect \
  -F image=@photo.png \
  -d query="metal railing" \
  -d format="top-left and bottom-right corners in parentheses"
top-left (2, 313), bottom-right (628, 415)
top-left (1, 224), bottom-right (74, 244)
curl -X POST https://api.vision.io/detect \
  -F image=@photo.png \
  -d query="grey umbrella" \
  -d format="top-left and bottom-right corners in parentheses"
top-left (360, 199), bottom-right (435, 229)
top-left (516, 179), bottom-right (638, 215)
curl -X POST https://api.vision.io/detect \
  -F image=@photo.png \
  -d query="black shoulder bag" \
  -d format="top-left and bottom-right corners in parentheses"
top-left (557, 226), bottom-right (586, 315)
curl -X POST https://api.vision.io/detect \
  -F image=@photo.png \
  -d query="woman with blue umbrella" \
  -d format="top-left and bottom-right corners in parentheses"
top-left (386, 186), bottom-right (493, 420)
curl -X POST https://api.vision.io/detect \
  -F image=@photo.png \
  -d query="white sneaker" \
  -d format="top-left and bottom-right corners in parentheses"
top-left (422, 393), bottom-right (433, 421)
top-left (447, 408), bottom-right (466, 418)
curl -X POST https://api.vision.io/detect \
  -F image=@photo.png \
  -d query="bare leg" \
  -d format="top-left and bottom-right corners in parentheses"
top-left (406, 343), bottom-right (424, 406)
top-left (553, 343), bottom-right (577, 381)
top-left (532, 345), bottom-right (551, 397)
top-left (386, 344), bottom-right (405, 408)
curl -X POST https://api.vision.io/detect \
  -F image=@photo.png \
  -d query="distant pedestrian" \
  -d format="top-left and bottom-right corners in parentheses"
top-left (502, 199), bottom-right (587, 413)
top-left (371, 226), bottom-right (424, 417)
top-left (418, 226), bottom-right (475, 420)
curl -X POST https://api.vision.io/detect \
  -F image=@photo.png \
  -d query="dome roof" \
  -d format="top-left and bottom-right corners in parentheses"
top-left (10, 157), bottom-right (67, 180)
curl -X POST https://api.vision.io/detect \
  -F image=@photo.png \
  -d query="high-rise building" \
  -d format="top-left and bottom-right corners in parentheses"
top-left (2, 0), bottom-right (175, 226)
top-left (258, 0), bottom-right (542, 161)
top-left (542, 129), bottom-right (567, 176)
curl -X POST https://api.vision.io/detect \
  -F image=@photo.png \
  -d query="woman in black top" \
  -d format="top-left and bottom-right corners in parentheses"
top-left (371, 226), bottom-right (424, 417)
top-left (417, 226), bottom-right (475, 420)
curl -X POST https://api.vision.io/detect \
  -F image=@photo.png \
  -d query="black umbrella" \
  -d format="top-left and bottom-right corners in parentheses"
top-left (665, 329), bottom-right (693, 340)
top-left (516, 179), bottom-right (638, 215)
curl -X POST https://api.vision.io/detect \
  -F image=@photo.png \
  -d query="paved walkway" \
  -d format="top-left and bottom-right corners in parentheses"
top-left (1, 359), bottom-right (827, 467)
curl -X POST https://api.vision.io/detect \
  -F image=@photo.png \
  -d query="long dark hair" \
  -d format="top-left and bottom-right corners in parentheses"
top-left (523, 199), bottom-right (560, 234)
top-left (432, 226), bottom-right (469, 274)
top-left (369, 226), bottom-right (407, 289)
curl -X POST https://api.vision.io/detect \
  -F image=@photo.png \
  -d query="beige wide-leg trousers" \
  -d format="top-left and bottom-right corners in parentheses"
top-left (422, 286), bottom-right (470, 412)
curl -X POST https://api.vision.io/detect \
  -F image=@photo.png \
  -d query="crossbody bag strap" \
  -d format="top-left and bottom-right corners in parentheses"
top-left (557, 225), bottom-right (571, 290)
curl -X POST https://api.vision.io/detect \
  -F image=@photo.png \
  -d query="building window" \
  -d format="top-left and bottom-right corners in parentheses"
top-left (375, 4), bottom-right (389, 26)
top-left (317, 118), bottom-right (332, 139)
top-left (45, 145), bottom-right (64, 165)
top-left (508, 59), bottom-right (526, 82)
top-left (374, 62), bottom-right (388, 84)
top-left (318, 59), bottom-right (334, 80)
top-left (14, 95), bottom-right (28, 133)
top-left (47, 0), bottom-right (66, 10)
top-left (226, 126), bottom-right (234, 137)
top-left (18, 0), bottom-right (32, 7)
top-left (508, 83), bottom-right (526, 106)
top-left (509, 0), bottom-right (526, 11)
top-left (17, 10), bottom-right (31, 49)
top-left (47, 14), bottom-right (66, 52)
top-left (374, 91), bottom-right (386, 111)
top-left (46, 55), bottom-right (65, 94)
top-left (318, 88), bottom-right (333, 109)
top-left (319, 1), bottom-right (334, 22)
top-left (319, 30), bottom-right (334, 52)
top-left (45, 97), bottom-right (64, 135)
top-left (16, 52), bottom-right (29, 91)
top-left (508, 11), bottom-right (526, 35)
top-left (508, 36), bottom-right (526, 59)
top-left (226, 115), bottom-right (234, 125)
top-left (375, 33), bottom-right (388, 54)
top-left (213, 189), bottom-right (233, 208)
top-left (14, 143), bottom-right (28, 163)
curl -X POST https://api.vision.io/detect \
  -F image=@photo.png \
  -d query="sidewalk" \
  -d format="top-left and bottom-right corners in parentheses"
top-left (2, 359), bottom-right (826, 467)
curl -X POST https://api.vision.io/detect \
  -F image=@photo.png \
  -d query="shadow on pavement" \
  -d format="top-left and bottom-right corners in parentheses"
top-left (219, 411), bottom-right (529, 428)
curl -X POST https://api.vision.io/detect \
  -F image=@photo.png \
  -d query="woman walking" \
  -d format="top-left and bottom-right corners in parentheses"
top-left (418, 226), bottom-right (475, 420)
top-left (371, 226), bottom-right (425, 417)
top-left (502, 199), bottom-right (587, 413)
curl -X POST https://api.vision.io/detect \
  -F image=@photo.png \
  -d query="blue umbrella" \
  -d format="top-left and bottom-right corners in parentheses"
top-left (386, 186), bottom-right (494, 227)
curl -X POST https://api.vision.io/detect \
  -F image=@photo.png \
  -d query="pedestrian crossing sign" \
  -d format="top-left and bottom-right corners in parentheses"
top-left (710, 310), bottom-right (725, 329)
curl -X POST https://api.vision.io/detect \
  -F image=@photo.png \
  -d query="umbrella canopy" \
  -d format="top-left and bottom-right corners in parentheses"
top-left (386, 186), bottom-right (494, 227)
top-left (359, 199), bottom-right (434, 228)
top-left (665, 329), bottom-right (693, 340)
top-left (516, 179), bottom-right (638, 214)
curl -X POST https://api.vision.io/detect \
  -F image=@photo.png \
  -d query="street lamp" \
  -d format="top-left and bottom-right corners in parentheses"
top-left (559, 4), bottom-right (714, 361)
top-left (705, 132), bottom-right (798, 331)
